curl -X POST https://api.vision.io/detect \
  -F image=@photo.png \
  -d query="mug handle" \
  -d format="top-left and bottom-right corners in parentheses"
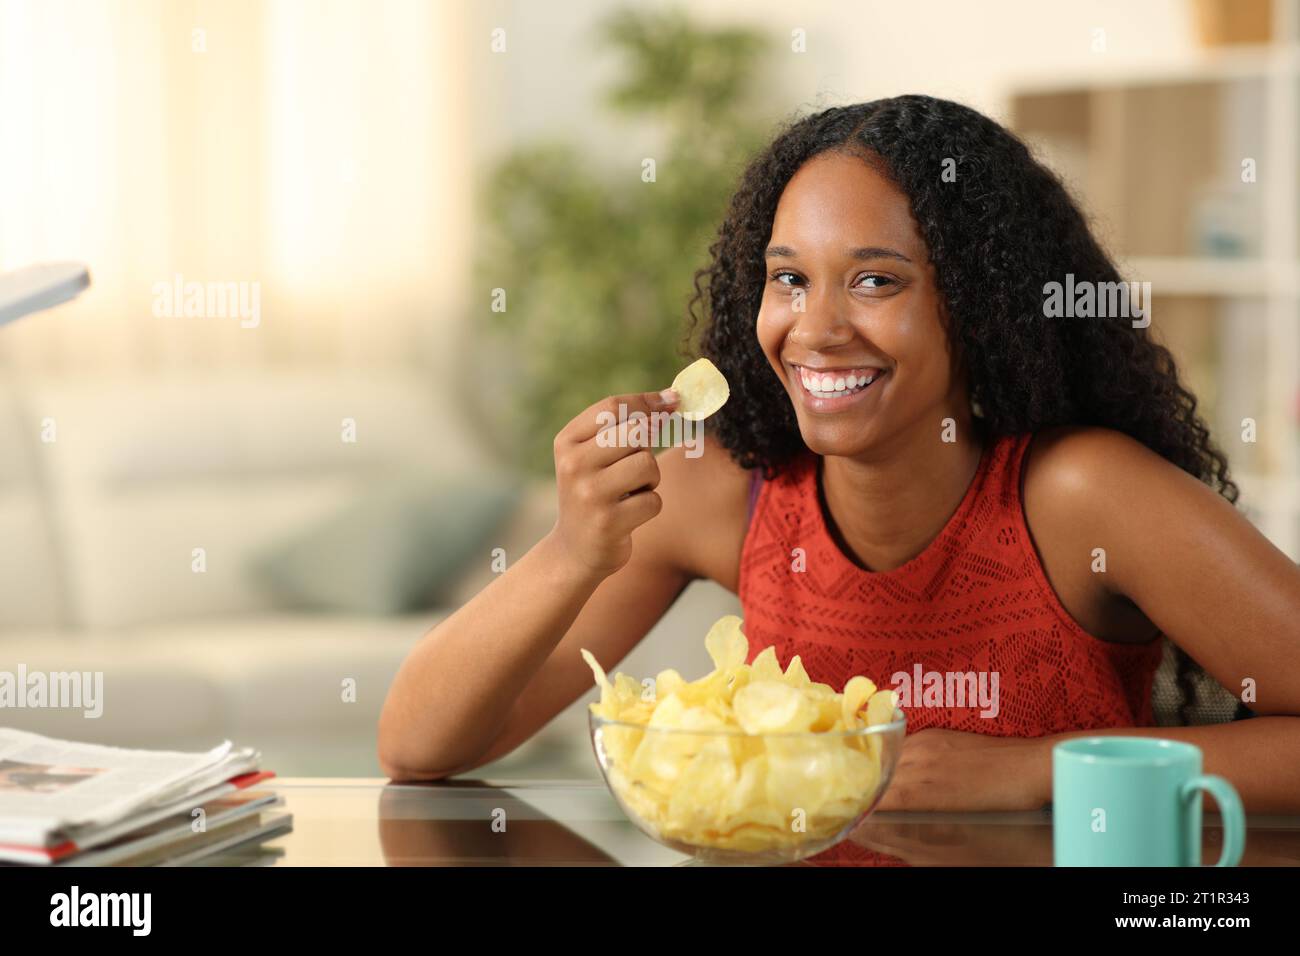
top-left (1180, 774), bottom-right (1245, 867)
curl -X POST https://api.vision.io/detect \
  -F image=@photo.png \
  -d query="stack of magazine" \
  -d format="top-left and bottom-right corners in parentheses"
top-left (0, 729), bottom-right (290, 866)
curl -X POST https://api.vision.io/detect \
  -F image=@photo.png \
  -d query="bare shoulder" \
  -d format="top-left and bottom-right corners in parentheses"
top-left (640, 432), bottom-right (753, 590)
top-left (1019, 425), bottom-right (1207, 638)
top-left (1021, 423), bottom-right (1242, 616)
top-left (1021, 429), bottom-right (1300, 690)
top-left (1023, 424), bottom-right (1224, 511)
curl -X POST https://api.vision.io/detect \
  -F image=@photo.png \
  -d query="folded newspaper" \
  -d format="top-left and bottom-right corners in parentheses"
top-left (0, 729), bottom-right (272, 862)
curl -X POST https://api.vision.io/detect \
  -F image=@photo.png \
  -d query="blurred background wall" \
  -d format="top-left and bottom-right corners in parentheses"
top-left (0, 0), bottom-right (465, 371)
top-left (0, 0), bottom-right (1295, 777)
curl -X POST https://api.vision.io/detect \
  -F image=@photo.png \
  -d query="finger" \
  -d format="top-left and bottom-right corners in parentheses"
top-left (584, 410), bottom-right (678, 467)
top-left (611, 488), bottom-right (663, 531)
top-left (560, 389), bottom-right (678, 445)
top-left (595, 448), bottom-right (660, 499)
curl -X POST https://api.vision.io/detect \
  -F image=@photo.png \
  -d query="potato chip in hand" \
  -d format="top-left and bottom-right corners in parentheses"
top-left (670, 357), bottom-right (730, 421)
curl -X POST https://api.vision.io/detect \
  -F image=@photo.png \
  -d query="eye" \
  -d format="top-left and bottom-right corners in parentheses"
top-left (769, 270), bottom-right (804, 288)
top-left (854, 272), bottom-right (906, 298)
top-left (857, 274), bottom-right (895, 290)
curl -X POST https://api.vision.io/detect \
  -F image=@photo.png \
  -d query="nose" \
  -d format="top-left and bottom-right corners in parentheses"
top-left (787, 294), bottom-right (856, 351)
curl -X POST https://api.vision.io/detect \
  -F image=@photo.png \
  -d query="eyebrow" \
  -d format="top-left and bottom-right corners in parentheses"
top-left (764, 245), bottom-right (912, 263)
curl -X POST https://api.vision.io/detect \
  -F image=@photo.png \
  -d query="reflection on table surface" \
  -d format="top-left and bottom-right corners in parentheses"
top-left (209, 778), bottom-right (1300, 867)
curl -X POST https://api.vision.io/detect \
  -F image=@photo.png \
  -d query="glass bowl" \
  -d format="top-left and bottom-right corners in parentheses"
top-left (589, 708), bottom-right (906, 865)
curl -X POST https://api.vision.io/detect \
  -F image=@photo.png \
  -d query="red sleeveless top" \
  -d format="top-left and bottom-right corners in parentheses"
top-left (739, 432), bottom-right (1163, 737)
top-left (738, 433), bottom-right (1163, 865)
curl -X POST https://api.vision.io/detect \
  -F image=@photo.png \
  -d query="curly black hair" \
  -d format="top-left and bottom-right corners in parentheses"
top-left (686, 94), bottom-right (1246, 726)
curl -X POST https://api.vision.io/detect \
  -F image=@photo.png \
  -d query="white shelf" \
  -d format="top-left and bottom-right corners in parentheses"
top-left (1009, 0), bottom-right (1300, 563)
top-left (1236, 471), bottom-right (1300, 513)
top-left (1006, 43), bottom-right (1300, 97)
top-left (1122, 257), bottom-right (1300, 297)
top-left (1235, 470), bottom-right (1300, 562)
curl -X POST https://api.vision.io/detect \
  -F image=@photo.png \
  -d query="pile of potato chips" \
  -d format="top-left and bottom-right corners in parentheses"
top-left (583, 616), bottom-right (901, 856)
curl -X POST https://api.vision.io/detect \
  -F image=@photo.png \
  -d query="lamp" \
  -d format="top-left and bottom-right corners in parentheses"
top-left (0, 263), bottom-right (91, 328)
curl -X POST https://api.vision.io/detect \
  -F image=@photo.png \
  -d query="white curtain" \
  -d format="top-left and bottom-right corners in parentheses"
top-left (0, 0), bottom-right (469, 375)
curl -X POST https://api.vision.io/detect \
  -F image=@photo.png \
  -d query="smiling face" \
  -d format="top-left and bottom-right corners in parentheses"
top-left (756, 149), bottom-right (968, 459)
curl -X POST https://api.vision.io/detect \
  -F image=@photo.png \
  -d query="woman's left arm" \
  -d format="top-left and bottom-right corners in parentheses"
top-left (879, 716), bottom-right (1300, 813)
top-left (882, 428), bottom-right (1300, 813)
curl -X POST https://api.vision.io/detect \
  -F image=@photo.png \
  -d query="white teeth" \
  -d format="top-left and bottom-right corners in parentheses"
top-left (797, 367), bottom-right (882, 398)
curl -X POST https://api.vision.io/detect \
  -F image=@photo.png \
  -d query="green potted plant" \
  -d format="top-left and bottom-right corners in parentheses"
top-left (467, 8), bottom-right (773, 474)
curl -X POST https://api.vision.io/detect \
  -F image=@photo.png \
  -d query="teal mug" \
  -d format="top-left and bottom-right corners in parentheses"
top-left (1053, 737), bottom-right (1244, 866)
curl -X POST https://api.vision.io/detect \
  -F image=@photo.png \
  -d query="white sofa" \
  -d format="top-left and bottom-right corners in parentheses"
top-left (0, 372), bottom-right (740, 778)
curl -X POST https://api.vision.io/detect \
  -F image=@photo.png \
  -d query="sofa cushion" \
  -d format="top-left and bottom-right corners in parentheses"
top-left (0, 630), bottom-right (225, 742)
top-left (22, 374), bottom-right (494, 629)
top-left (0, 613), bottom-right (440, 749)
top-left (0, 389), bottom-right (67, 627)
top-left (250, 471), bottom-right (520, 614)
top-left (0, 497), bottom-right (66, 628)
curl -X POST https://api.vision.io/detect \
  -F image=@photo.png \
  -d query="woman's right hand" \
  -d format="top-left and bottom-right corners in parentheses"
top-left (548, 389), bottom-right (679, 579)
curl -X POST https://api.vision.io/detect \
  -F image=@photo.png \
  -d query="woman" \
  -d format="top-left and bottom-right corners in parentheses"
top-left (379, 95), bottom-right (1300, 820)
